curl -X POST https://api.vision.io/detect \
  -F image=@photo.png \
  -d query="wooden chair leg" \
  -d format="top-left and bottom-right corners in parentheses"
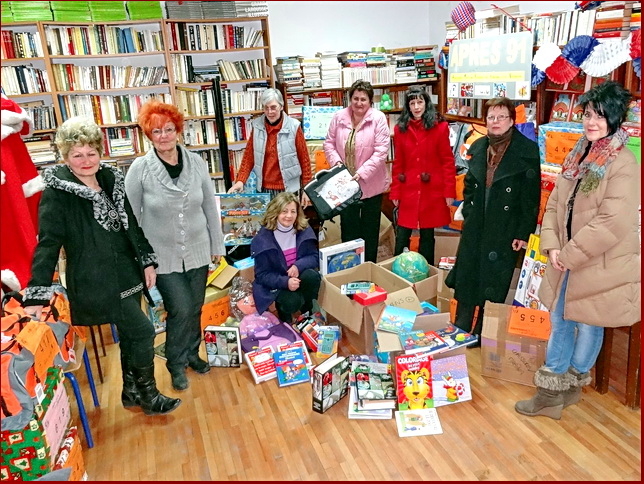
top-left (593, 328), bottom-right (614, 395)
top-left (89, 326), bottom-right (104, 384)
top-left (624, 322), bottom-right (641, 409)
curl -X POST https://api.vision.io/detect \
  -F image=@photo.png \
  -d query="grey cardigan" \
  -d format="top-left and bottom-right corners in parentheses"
top-left (125, 145), bottom-right (225, 274)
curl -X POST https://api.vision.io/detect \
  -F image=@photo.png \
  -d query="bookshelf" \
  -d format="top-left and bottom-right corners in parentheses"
top-left (1, 16), bottom-right (274, 190)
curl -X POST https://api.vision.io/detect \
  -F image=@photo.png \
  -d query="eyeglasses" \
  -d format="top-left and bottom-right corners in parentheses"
top-left (486, 115), bottom-right (510, 122)
top-left (151, 127), bottom-right (177, 137)
top-left (263, 105), bottom-right (281, 112)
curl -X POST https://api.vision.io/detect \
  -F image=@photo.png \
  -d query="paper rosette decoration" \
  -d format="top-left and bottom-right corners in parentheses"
top-left (562, 35), bottom-right (599, 67)
top-left (531, 64), bottom-right (546, 87)
top-left (532, 43), bottom-right (562, 72)
top-left (545, 56), bottom-right (580, 84)
top-left (629, 29), bottom-right (640, 59)
top-left (579, 39), bottom-right (632, 77)
top-left (633, 57), bottom-right (641, 79)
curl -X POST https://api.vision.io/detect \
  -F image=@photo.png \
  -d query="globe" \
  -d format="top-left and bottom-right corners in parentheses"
top-left (392, 251), bottom-right (430, 283)
top-left (327, 251), bottom-right (362, 274)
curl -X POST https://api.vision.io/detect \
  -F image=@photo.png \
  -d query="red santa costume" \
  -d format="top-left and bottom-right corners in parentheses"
top-left (1, 94), bottom-right (44, 291)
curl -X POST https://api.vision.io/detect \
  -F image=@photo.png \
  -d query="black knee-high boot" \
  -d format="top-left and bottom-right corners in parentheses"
top-left (131, 363), bottom-right (182, 416)
top-left (120, 352), bottom-right (140, 408)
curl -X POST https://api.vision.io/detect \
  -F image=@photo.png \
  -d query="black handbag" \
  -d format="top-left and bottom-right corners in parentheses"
top-left (303, 164), bottom-right (362, 221)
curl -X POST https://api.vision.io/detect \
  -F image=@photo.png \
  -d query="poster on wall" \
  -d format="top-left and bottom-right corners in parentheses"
top-left (447, 31), bottom-right (533, 100)
top-left (302, 106), bottom-right (343, 140)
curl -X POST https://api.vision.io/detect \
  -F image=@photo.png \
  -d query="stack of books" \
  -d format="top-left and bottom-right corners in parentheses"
top-left (24, 136), bottom-right (57, 167)
top-left (1, 2), bottom-right (13, 23)
top-left (125, 1), bottom-right (163, 21)
top-left (8, 1), bottom-right (53, 21)
top-left (165, 1), bottom-right (203, 20)
top-left (50, 1), bottom-right (91, 22)
top-left (414, 47), bottom-right (437, 81)
top-left (274, 56), bottom-right (303, 91)
top-left (234, 1), bottom-right (269, 18)
top-left (317, 52), bottom-right (342, 89)
top-left (299, 57), bottom-right (322, 89)
top-left (592, 1), bottom-right (634, 39)
top-left (393, 51), bottom-right (418, 84)
top-left (202, 1), bottom-right (237, 19)
top-left (88, 1), bottom-right (128, 22)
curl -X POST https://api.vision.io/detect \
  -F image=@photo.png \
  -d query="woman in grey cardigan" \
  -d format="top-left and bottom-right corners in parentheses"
top-left (125, 100), bottom-right (225, 391)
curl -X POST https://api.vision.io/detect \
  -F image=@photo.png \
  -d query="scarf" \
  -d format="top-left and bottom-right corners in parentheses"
top-left (561, 128), bottom-right (629, 194)
top-left (485, 127), bottom-right (513, 187)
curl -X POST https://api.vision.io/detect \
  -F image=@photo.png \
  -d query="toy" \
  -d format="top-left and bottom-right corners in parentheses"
top-left (392, 250), bottom-right (430, 283)
top-left (380, 93), bottom-right (393, 111)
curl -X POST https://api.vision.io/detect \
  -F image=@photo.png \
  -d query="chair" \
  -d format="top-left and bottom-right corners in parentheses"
top-left (64, 339), bottom-right (100, 449)
top-left (87, 323), bottom-right (119, 384)
top-left (593, 322), bottom-right (641, 409)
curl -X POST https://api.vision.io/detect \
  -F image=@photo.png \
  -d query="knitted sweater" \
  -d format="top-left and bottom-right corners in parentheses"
top-left (125, 145), bottom-right (225, 274)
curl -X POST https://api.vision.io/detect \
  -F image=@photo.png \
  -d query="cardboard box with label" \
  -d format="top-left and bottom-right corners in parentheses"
top-left (318, 262), bottom-right (422, 354)
top-left (377, 257), bottom-right (439, 304)
top-left (481, 301), bottom-right (549, 387)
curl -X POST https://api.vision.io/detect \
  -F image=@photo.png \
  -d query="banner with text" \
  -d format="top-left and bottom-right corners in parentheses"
top-left (447, 32), bottom-right (533, 101)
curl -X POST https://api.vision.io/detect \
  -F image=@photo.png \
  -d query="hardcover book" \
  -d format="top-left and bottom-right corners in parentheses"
top-left (273, 346), bottom-right (310, 388)
top-left (393, 352), bottom-right (433, 410)
top-left (351, 360), bottom-right (396, 410)
top-left (204, 326), bottom-right (241, 367)
top-left (347, 373), bottom-right (393, 420)
top-left (276, 340), bottom-right (312, 369)
top-left (568, 94), bottom-right (584, 123)
top-left (431, 353), bottom-right (472, 407)
top-left (244, 346), bottom-right (277, 384)
top-left (312, 353), bottom-right (350, 414)
top-left (376, 305), bottom-right (417, 335)
top-left (398, 329), bottom-right (451, 355)
top-left (550, 93), bottom-right (572, 123)
top-left (395, 408), bottom-right (443, 437)
top-left (433, 324), bottom-right (479, 351)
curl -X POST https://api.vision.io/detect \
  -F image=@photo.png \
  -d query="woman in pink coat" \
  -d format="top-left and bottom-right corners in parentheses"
top-left (324, 80), bottom-right (390, 262)
top-left (390, 86), bottom-right (456, 265)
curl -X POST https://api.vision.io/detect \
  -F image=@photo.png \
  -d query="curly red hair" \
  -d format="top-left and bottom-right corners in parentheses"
top-left (137, 99), bottom-right (184, 138)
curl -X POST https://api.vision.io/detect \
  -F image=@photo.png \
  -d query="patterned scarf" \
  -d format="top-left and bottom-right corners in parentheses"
top-left (561, 128), bottom-right (630, 194)
top-left (486, 127), bottom-right (513, 187)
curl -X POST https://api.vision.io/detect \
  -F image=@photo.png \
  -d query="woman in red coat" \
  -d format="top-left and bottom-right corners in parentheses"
top-left (390, 86), bottom-right (456, 265)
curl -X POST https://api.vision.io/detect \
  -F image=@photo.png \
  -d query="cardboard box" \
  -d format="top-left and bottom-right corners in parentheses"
top-left (208, 264), bottom-right (239, 290)
top-left (319, 238), bottom-right (365, 276)
top-left (318, 262), bottom-right (422, 353)
top-left (480, 302), bottom-right (547, 387)
top-left (377, 257), bottom-right (439, 304)
top-left (434, 232), bottom-right (460, 266)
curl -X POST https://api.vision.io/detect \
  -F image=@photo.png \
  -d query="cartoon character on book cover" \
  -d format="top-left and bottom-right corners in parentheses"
top-left (431, 353), bottom-right (471, 407)
top-left (395, 353), bottom-right (433, 410)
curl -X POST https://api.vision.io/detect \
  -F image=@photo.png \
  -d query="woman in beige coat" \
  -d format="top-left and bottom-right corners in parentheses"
top-left (516, 81), bottom-right (640, 420)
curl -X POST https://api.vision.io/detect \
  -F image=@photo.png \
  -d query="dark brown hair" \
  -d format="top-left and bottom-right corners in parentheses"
top-left (483, 97), bottom-right (516, 123)
top-left (348, 80), bottom-right (374, 104)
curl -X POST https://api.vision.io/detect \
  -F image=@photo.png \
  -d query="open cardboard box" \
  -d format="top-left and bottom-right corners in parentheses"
top-left (377, 257), bottom-right (439, 304)
top-left (318, 262), bottom-right (422, 354)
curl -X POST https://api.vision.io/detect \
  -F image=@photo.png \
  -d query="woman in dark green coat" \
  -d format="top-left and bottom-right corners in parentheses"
top-left (446, 98), bottom-right (541, 341)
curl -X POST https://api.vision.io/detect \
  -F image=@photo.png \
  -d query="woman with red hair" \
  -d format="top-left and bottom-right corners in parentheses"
top-left (125, 100), bottom-right (225, 391)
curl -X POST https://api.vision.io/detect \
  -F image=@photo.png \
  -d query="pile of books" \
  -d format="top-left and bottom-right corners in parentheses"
top-left (414, 47), bottom-right (437, 81)
top-left (274, 55), bottom-right (303, 91)
top-left (592, 1), bottom-right (635, 39)
top-left (317, 52), bottom-right (342, 89)
top-left (24, 136), bottom-right (57, 167)
top-left (125, 1), bottom-right (163, 21)
top-left (50, 1), bottom-right (91, 22)
top-left (88, 1), bottom-right (128, 22)
top-left (234, 1), bottom-right (269, 18)
top-left (300, 57), bottom-right (322, 89)
top-left (165, 1), bottom-right (203, 20)
top-left (6, 1), bottom-right (53, 22)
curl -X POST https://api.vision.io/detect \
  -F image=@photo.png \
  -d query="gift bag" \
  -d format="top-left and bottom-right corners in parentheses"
top-left (303, 164), bottom-right (362, 220)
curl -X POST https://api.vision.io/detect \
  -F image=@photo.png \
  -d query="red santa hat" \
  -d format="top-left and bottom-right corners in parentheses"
top-left (1, 95), bottom-right (44, 291)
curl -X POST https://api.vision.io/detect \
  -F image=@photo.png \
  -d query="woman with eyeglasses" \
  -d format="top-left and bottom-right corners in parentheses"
top-left (228, 88), bottom-right (312, 207)
top-left (125, 100), bottom-right (225, 391)
top-left (390, 86), bottom-right (456, 265)
top-left (445, 97), bottom-right (540, 343)
top-left (516, 81), bottom-right (639, 420)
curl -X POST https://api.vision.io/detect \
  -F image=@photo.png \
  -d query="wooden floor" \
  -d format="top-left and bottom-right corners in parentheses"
top-left (71, 326), bottom-right (641, 481)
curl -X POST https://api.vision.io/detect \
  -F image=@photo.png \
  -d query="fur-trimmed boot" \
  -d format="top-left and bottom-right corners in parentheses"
top-left (120, 352), bottom-right (140, 408)
top-left (563, 367), bottom-right (592, 408)
top-left (515, 367), bottom-right (569, 420)
top-left (131, 363), bottom-right (182, 416)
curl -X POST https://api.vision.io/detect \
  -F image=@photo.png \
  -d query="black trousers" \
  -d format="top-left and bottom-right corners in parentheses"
top-left (116, 292), bottom-right (156, 368)
top-left (454, 300), bottom-right (485, 336)
top-left (275, 269), bottom-right (321, 321)
top-left (394, 226), bottom-right (436, 266)
top-left (155, 264), bottom-right (209, 373)
top-left (340, 193), bottom-right (383, 263)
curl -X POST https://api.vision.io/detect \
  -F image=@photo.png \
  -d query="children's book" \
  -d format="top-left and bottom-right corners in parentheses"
top-left (243, 346), bottom-right (277, 384)
top-left (395, 408), bottom-right (443, 437)
top-left (347, 376), bottom-right (393, 420)
top-left (568, 94), bottom-right (584, 123)
top-left (433, 324), bottom-right (479, 351)
top-left (376, 305), bottom-right (417, 335)
top-left (549, 93), bottom-right (572, 122)
top-left (393, 352), bottom-right (433, 410)
top-left (351, 360), bottom-right (396, 410)
top-left (430, 353), bottom-right (472, 407)
top-left (398, 329), bottom-right (451, 355)
top-left (316, 325), bottom-right (340, 359)
top-left (312, 353), bottom-right (350, 414)
top-left (273, 346), bottom-right (310, 388)
top-left (204, 326), bottom-right (242, 367)
top-left (276, 340), bottom-right (312, 368)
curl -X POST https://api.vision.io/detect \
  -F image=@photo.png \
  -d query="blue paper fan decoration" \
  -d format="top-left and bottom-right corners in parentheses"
top-left (634, 57), bottom-right (641, 79)
top-left (562, 35), bottom-right (599, 67)
top-left (531, 64), bottom-right (546, 87)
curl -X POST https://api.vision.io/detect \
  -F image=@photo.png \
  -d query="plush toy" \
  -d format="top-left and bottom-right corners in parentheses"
top-left (380, 93), bottom-right (393, 111)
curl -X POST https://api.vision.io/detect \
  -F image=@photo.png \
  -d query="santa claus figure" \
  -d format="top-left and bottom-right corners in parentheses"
top-left (1, 94), bottom-right (44, 292)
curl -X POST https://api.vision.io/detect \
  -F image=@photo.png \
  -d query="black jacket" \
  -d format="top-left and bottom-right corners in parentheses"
top-left (24, 164), bottom-right (157, 326)
top-left (445, 128), bottom-right (540, 306)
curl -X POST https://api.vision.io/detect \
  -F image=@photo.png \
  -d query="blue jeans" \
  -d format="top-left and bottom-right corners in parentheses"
top-left (544, 271), bottom-right (604, 374)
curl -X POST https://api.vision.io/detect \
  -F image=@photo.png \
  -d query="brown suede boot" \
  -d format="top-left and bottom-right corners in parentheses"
top-left (563, 367), bottom-right (592, 408)
top-left (515, 367), bottom-right (569, 420)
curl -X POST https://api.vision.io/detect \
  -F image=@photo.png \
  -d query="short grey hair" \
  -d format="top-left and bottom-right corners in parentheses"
top-left (55, 116), bottom-right (104, 159)
top-left (260, 88), bottom-right (284, 108)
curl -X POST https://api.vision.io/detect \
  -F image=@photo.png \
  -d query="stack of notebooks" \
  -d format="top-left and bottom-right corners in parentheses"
top-left (125, 1), bottom-right (162, 20)
top-left (1, 2), bottom-right (13, 23)
top-left (165, 1), bottom-right (203, 19)
top-left (88, 1), bottom-right (128, 22)
top-left (7, 1), bottom-right (53, 21)
top-left (202, 1), bottom-right (237, 19)
top-left (50, 1), bottom-right (91, 22)
top-left (235, 1), bottom-right (269, 18)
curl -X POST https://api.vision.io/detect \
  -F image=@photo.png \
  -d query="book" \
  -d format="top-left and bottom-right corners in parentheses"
top-left (393, 352), bottom-right (433, 410)
top-left (312, 353), bottom-right (350, 414)
top-left (550, 93), bottom-right (572, 122)
top-left (315, 325), bottom-right (340, 360)
top-left (153, 341), bottom-right (166, 360)
top-left (433, 324), bottom-right (479, 351)
top-left (431, 353), bottom-right (472, 407)
top-left (273, 346), bottom-right (310, 388)
top-left (398, 329), bottom-right (451, 355)
top-left (376, 305), bottom-right (417, 335)
top-left (352, 360), bottom-right (397, 410)
top-left (244, 346), bottom-right (277, 384)
top-left (204, 326), bottom-right (241, 367)
top-left (568, 94), bottom-right (584, 123)
top-left (146, 285), bottom-right (166, 334)
top-left (276, 340), bottom-right (312, 369)
top-left (347, 374), bottom-right (393, 420)
top-left (395, 408), bottom-right (443, 437)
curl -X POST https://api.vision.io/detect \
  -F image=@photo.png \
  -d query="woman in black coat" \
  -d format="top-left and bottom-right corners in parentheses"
top-left (23, 117), bottom-right (181, 416)
top-left (445, 98), bottom-right (541, 341)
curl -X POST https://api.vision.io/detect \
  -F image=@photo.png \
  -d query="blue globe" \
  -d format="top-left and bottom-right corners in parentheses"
top-left (392, 251), bottom-right (429, 283)
top-left (327, 251), bottom-right (362, 274)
